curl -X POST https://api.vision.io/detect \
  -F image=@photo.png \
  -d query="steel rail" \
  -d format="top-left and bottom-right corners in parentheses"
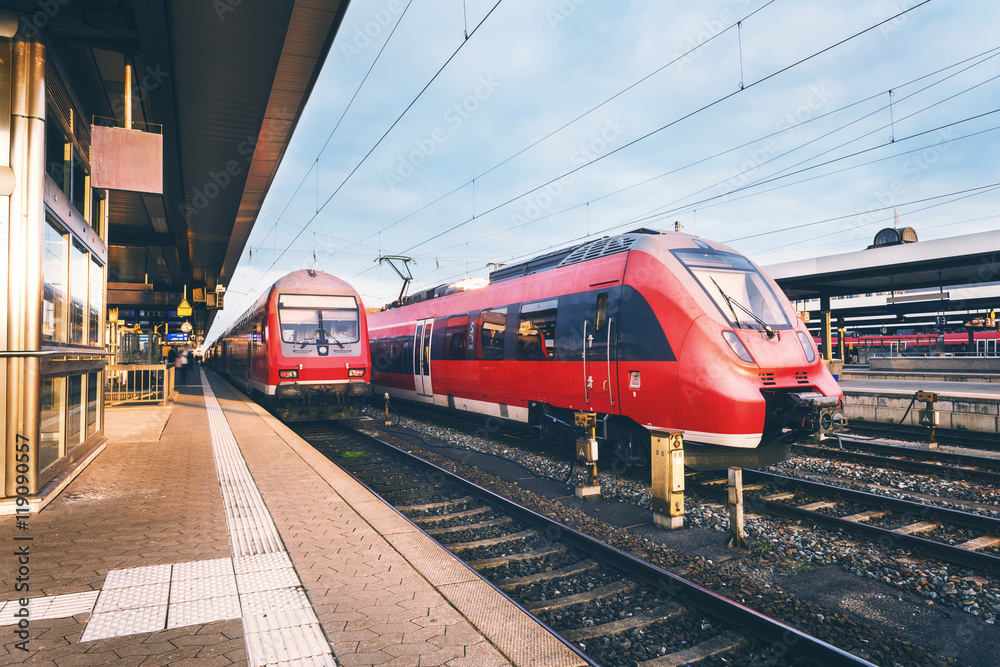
top-left (693, 469), bottom-right (1000, 574)
top-left (793, 442), bottom-right (1000, 485)
top-left (822, 438), bottom-right (1000, 470)
top-left (847, 421), bottom-right (999, 451)
top-left (346, 425), bottom-right (876, 667)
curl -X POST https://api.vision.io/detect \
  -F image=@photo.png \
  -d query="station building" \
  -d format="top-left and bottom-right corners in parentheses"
top-left (0, 1), bottom-right (349, 510)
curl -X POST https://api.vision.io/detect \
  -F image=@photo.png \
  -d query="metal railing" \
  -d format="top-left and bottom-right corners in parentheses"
top-left (105, 365), bottom-right (174, 406)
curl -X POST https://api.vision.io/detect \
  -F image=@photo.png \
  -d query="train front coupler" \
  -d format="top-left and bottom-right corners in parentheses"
top-left (787, 391), bottom-right (845, 441)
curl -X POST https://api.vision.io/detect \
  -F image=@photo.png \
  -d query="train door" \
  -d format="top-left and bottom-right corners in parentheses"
top-left (414, 319), bottom-right (434, 396)
top-left (583, 291), bottom-right (619, 412)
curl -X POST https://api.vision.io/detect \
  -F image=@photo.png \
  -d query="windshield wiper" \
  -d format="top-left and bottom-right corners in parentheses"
top-left (298, 327), bottom-right (344, 348)
top-left (710, 278), bottom-right (776, 338)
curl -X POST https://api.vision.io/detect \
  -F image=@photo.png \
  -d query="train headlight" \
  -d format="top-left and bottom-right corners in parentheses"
top-left (348, 368), bottom-right (366, 377)
top-left (278, 369), bottom-right (298, 379)
top-left (796, 331), bottom-right (817, 363)
top-left (722, 330), bottom-right (755, 363)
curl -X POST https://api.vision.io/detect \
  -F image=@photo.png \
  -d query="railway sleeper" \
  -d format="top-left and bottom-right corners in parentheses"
top-left (397, 496), bottom-right (475, 512)
top-left (369, 481), bottom-right (436, 493)
top-left (425, 516), bottom-right (512, 536)
top-left (561, 602), bottom-right (686, 642)
top-left (894, 521), bottom-right (940, 535)
top-left (495, 560), bottom-right (598, 591)
top-left (635, 629), bottom-right (747, 667)
top-left (797, 500), bottom-right (839, 511)
top-left (526, 579), bottom-right (637, 613)
top-left (410, 505), bottom-right (491, 525)
top-left (468, 544), bottom-right (566, 570)
top-left (841, 509), bottom-right (889, 522)
top-left (446, 529), bottom-right (537, 553)
top-left (957, 535), bottom-right (1000, 551)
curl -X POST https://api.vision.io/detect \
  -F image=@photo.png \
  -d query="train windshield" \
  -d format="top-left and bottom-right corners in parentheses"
top-left (672, 249), bottom-right (791, 330)
top-left (277, 294), bottom-right (360, 345)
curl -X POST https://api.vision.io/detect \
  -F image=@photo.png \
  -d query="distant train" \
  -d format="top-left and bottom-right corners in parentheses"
top-left (208, 269), bottom-right (372, 420)
top-left (817, 330), bottom-right (1000, 361)
top-left (368, 230), bottom-right (843, 470)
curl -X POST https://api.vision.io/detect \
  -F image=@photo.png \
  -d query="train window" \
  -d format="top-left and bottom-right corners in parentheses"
top-left (595, 293), bottom-right (608, 332)
top-left (277, 294), bottom-right (359, 345)
top-left (672, 248), bottom-right (791, 330)
top-left (401, 337), bottom-right (413, 374)
top-left (444, 315), bottom-right (469, 360)
top-left (478, 308), bottom-right (507, 360)
top-left (517, 300), bottom-right (557, 360)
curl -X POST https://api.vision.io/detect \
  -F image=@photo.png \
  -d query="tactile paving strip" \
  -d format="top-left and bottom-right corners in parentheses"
top-left (81, 605), bottom-right (167, 643)
top-left (0, 591), bottom-right (99, 625)
top-left (103, 563), bottom-right (172, 589)
top-left (172, 557), bottom-right (234, 581)
top-left (170, 575), bottom-right (238, 603)
top-left (167, 595), bottom-right (241, 629)
top-left (201, 370), bottom-right (336, 666)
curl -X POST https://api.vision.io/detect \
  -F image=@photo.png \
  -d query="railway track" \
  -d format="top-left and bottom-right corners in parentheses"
top-left (294, 420), bottom-right (875, 667)
top-left (845, 421), bottom-right (999, 452)
top-left (691, 469), bottom-right (1000, 574)
top-left (793, 439), bottom-right (1000, 486)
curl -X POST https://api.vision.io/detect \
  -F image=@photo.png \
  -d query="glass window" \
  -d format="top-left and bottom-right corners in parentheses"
top-left (86, 371), bottom-right (100, 437)
top-left (43, 220), bottom-right (69, 342)
top-left (39, 377), bottom-right (65, 472)
top-left (89, 258), bottom-right (103, 346)
top-left (517, 300), bottom-right (557, 360)
top-left (45, 114), bottom-right (71, 198)
top-left (72, 151), bottom-right (90, 219)
top-left (444, 315), bottom-right (469, 360)
top-left (673, 248), bottom-right (791, 330)
top-left (478, 308), bottom-right (507, 360)
top-left (277, 294), bottom-right (359, 345)
top-left (69, 241), bottom-right (88, 344)
top-left (67, 374), bottom-right (83, 447)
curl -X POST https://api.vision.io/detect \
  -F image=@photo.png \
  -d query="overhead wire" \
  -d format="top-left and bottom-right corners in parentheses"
top-left (350, 0), bottom-right (933, 279)
top-left (328, 0), bottom-right (781, 260)
top-left (425, 47), bottom-right (1000, 257)
top-left (223, 0), bottom-right (506, 325)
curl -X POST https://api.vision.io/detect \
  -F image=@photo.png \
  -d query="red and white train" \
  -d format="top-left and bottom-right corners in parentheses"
top-left (368, 230), bottom-right (843, 469)
top-left (208, 269), bottom-right (372, 420)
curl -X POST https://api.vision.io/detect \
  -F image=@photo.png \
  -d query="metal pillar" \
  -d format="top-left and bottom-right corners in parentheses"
top-left (820, 295), bottom-right (832, 362)
top-left (4, 37), bottom-right (45, 497)
top-left (651, 430), bottom-right (684, 529)
top-left (573, 412), bottom-right (600, 499)
top-left (917, 391), bottom-right (939, 449)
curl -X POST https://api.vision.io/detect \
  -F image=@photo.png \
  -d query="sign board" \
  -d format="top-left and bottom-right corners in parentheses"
top-left (91, 125), bottom-right (163, 194)
top-left (177, 298), bottom-right (192, 317)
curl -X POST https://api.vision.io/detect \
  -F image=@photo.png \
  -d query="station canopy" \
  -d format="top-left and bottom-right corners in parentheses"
top-left (765, 229), bottom-right (1000, 326)
top-left (29, 0), bottom-right (350, 340)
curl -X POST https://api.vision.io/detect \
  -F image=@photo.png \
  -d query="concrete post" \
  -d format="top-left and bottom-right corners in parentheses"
top-left (728, 467), bottom-right (748, 549)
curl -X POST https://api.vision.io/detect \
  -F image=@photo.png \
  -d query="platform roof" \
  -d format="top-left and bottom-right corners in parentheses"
top-left (765, 229), bottom-right (1000, 302)
top-left (15, 0), bottom-right (350, 340)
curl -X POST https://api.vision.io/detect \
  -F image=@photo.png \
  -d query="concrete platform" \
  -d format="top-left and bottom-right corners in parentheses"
top-left (839, 378), bottom-right (1000, 434)
top-left (0, 368), bottom-right (585, 667)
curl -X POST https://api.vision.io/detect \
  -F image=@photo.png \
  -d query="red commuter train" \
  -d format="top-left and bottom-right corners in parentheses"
top-left (208, 269), bottom-right (372, 420)
top-left (368, 230), bottom-right (843, 470)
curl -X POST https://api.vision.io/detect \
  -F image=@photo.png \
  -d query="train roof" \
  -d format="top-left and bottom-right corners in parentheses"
top-left (387, 228), bottom-right (714, 310)
top-left (272, 269), bottom-right (360, 296)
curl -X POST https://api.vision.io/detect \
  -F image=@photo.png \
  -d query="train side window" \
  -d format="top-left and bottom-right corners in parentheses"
top-left (444, 314), bottom-right (469, 359)
top-left (478, 308), bottom-right (507, 360)
top-left (517, 300), bottom-right (557, 360)
top-left (595, 293), bottom-right (608, 332)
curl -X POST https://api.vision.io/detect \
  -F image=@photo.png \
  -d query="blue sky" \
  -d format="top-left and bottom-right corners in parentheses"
top-left (208, 0), bottom-right (1000, 340)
